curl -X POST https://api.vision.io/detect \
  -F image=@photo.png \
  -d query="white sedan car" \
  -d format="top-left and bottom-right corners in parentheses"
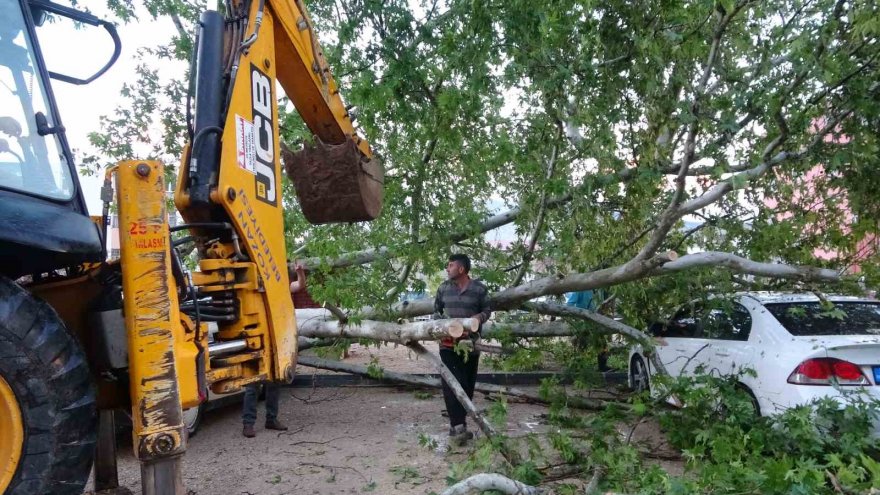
top-left (628, 293), bottom-right (880, 428)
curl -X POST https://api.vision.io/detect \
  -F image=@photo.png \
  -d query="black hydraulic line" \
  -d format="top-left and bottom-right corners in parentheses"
top-left (186, 30), bottom-right (200, 141)
top-left (172, 235), bottom-right (195, 247)
top-left (169, 238), bottom-right (190, 301)
top-left (185, 272), bottom-right (208, 404)
top-left (169, 222), bottom-right (246, 260)
top-left (222, 0), bottom-right (263, 114)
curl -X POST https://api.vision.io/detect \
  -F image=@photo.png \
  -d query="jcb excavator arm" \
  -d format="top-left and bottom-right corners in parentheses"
top-left (270, 0), bottom-right (371, 156)
top-left (109, 1), bottom-right (382, 493)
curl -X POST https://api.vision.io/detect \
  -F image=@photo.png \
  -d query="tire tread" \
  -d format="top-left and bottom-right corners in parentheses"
top-left (1, 278), bottom-right (96, 495)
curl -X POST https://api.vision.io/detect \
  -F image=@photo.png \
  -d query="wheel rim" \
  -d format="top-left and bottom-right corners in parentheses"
top-left (0, 374), bottom-right (24, 491)
top-left (631, 358), bottom-right (648, 392)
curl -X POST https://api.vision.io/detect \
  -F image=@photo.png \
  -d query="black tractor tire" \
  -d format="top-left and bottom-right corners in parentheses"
top-left (0, 277), bottom-right (97, 495)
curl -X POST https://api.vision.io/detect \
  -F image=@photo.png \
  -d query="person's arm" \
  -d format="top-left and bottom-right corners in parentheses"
top-left (475, 286), bottom-right (491, 324)
top-left (289, 264), bottom-right (306, 293)
top-left (432, 286), bottom-right (445, 320)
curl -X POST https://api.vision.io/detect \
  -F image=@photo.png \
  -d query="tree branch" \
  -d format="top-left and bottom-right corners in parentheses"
top-left (657, 251), bottom-right (840, 280)
top-left (522, 302), bottom-right (669, 376)
top-left (296, 355), bottom-right (623, 411)
top-left (440, 473), bottom-right (544, 495)
top-left (635, 1), bottom-right (750, 261)
top-left (679, 107), bottom-right (853, 216)
top-left (407, 342), bottom-right (518, 465)
top-left (357, 249), bottom-right (838, 320)
top-left (521, 302), bottom-right (652, 344)
top-left (297, 315), bottom-right (478, 343)
top-left (511, 144), bottom-right (558, 286)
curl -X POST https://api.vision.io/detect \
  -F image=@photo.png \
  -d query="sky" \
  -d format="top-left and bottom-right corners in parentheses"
top-left (36, 1), bottom-right (176, 214)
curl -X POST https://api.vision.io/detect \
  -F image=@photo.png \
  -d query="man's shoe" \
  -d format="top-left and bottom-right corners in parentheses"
top-left (448, 424), bottom-right (474, 447)
top-left (242, 424), bottom-right (256, 438)
top-left (265, 419), bottom-right (288, 431)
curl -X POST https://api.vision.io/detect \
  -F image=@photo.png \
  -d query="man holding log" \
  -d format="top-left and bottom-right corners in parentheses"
top-left (433, 254), bottom-right (492, 446)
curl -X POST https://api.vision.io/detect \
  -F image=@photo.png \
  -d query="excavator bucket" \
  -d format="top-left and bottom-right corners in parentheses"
top-left (283, 138), bottom-right (383, 224)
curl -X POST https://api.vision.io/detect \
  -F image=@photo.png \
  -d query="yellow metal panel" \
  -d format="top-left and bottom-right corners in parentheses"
top-left (213, 7), bottom-right (298, 384)
top-left (117, 160), bottom-right (192, 460)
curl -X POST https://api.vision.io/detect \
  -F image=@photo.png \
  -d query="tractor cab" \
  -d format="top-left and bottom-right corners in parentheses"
top-left (0, 0), bottom-right (119, 278)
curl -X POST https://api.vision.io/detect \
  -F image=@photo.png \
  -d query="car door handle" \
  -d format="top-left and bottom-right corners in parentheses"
top-left (715, 352), bottom-right (730, 357)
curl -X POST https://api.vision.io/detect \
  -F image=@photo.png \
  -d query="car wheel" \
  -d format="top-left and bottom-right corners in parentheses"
top-left (630, 355), bottom-right (650, 393)
top-left (183, 404), bottom-right (205, 438)
top-left (735, 384), bottom-right (761, 417)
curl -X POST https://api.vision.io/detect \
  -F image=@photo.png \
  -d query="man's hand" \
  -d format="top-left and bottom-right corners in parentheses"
top-left (289, 262), bottom-right (307, 293)
top-left (0, 117), bottom-right (22, 138)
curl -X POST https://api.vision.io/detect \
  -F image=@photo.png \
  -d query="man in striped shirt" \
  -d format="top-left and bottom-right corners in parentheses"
top-left (433, 254), bottom-right (491, 445)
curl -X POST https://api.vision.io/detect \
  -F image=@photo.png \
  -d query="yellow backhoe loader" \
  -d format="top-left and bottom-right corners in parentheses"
top-left (0, 0), bottom-right (381, 493)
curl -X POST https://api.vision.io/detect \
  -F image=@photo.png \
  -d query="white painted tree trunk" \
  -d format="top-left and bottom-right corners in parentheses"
top-left (294, 310), bottom-right (478, 343)
top-left (440, 473), bottom-right (545, 495)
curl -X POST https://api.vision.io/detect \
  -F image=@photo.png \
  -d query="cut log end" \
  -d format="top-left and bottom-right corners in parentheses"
top-left (467, 318), bottom-right (480, 334)
top-left (447, 321), bottom-right (464, 339)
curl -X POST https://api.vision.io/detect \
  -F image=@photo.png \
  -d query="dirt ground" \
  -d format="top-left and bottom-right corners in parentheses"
top-left (106, 386), bottom-right (548, 495)
top-left (90, 344), bottom-right (681, 494)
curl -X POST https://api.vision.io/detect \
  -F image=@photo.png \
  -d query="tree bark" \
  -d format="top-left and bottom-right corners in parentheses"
top-left (406, 342), bottom-right (499, 438)
top-left (296, 309), bottom-right (577, 340)
top-left (295, 355), bottom-right (624, 411)
top-left (657, 251), bottom-right (840, 280)
top-left (440, 473), bottom-right (545, 495)
top-left (357, 250), bottom-right (838, 320)
top-left (295, 313), bottom-right (478, 343)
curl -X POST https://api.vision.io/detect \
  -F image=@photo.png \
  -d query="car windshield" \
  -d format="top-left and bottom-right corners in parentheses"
top-left (765, 302), bottom-right (880, 336)
top-left (0, 0), bottom-right (74, 200)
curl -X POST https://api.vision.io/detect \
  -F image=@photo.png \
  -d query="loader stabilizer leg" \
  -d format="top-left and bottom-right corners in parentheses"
top-left (93, 410), bottom-right (120, 491)
top-left (117, 160), bottom-right (189, 495)
top-left (141, 456), bottom-right (185, 495)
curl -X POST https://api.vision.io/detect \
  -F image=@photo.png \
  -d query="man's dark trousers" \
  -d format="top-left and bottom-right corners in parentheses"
top-left (439, 347), bottom-right (480, 428)
top-left (242, 382), bottom-right (280, 425)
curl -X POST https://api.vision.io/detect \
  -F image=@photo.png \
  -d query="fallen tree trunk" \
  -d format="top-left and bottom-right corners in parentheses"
top-left (523, 302), bottom-right (668, 376)
top-left (356, 250), bottom-right (839, 321)
top-left (406, 343), bottom-right (498, 438)
top-left (295, 309), bottom-right (576, 341)
top-left (295, 355), bottom-right (625, 411)
top-left (440, 473), bottom-right (545, 495)
top-left (295, 315), bottom-right (478, 344)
